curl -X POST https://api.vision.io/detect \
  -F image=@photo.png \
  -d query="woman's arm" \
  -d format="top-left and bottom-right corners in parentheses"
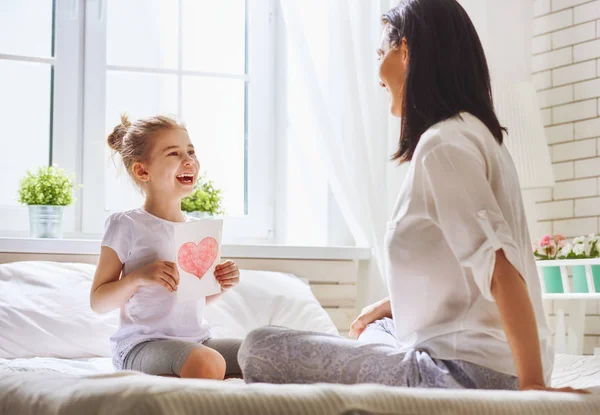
top-left (492, 250), bottom-right (585, 393)
top-left (90, 246), bottom-right (140, 314)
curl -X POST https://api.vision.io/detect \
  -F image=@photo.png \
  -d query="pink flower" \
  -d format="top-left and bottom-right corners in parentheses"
top-left (553, 234), bottom-right (566, 243)
top-left (540, 235), bottom-right (551, 247)
top-left (547, 241), bottom-right (557, 257)
top-left (558, 239), bottom-right (567, 248)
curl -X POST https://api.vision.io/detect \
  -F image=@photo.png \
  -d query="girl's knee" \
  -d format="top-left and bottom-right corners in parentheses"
top-left (180, 347), bottom-right (226, 380)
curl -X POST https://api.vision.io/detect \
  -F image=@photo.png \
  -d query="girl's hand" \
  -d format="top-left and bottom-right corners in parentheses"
top-left (131, 260), bottom-right (179, 292)
top-left (215, 260), bottom-right (240, 292)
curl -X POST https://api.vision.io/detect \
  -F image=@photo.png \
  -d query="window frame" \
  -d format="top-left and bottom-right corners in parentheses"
top-left (0, 0), bottom-right (82, 236)
top-left (79, 0), bottom-right (276, 242)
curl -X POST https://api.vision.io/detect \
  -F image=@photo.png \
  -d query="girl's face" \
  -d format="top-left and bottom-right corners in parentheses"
top-left (377, 24), bottom-right (409, 118)
top-left (133, 128), bottom-right (199, 201)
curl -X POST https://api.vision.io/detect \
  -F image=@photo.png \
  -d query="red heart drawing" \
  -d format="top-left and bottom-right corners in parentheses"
top-left (177, 237), bottom-right (219, 279)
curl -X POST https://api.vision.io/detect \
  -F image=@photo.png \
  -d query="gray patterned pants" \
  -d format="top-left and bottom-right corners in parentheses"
top-left (238, 318), bottom-right (519, 389)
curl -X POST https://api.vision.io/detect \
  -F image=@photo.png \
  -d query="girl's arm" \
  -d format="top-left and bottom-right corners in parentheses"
top-left (90, 247), bottom-right (180, 314)
top-left (492, 250), bottom-right (584, 393)
top-left (90, 246), bottom-right (140, 314)
top-left (205, 261), bottom-right (240, 306)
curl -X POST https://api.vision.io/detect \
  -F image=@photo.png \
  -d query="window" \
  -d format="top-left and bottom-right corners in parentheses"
top-left (0, 1), bottom-right (80, 234)
top-left (0, 0), bottom-right (275, 242)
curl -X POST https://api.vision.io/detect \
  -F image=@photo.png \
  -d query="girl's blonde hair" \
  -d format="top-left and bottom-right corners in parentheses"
top-left (107, 114), bottom-right (186, 183)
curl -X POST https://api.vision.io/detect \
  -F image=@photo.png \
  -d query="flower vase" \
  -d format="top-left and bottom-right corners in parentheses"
top-left (28, 205), bottom-right (64, 238)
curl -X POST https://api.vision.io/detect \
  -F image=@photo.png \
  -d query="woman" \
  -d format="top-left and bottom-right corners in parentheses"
top-left (238, 0), bottom-right (580, 392)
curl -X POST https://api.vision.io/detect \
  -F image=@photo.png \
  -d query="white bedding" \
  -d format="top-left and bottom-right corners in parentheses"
top-left (2, 353), bottom-right (599, 389)
top-left (1, 360), bottom-right (599, 415)
top-left (0, 262), bottom-right (338, 360)
top-left (2, 262), bottom-right (600, 414)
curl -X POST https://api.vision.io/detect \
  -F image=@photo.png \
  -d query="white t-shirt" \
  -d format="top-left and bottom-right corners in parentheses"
top-left (385, 113), bottom-right (554, 383)
top-left (101, 208), bottom-right (211, 369)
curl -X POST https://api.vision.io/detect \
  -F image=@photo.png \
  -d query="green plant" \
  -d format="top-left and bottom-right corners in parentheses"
top-left (18, 165), bottom-right (79, 206)
top-left (181, 175), bottom-right (224, 215)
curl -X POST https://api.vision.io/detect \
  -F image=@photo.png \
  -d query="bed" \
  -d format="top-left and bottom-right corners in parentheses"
top-left (1, 260), bottom-right (600, 415)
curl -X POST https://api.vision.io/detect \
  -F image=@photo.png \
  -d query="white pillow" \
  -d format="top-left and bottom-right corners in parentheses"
top-left (0, 262), bottom-right (338, 359)
top-left (205, 270), bottom-right (339, 338)
top-left (0, 261), bottom-right (118, 359)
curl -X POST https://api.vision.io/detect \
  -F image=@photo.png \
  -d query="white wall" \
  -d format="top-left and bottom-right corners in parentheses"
top-left (533, 0), bottom-right (600, 354)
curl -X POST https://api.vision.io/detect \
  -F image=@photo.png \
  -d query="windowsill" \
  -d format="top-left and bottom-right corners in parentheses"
top-left (0, 237), bottom-right (371, 261)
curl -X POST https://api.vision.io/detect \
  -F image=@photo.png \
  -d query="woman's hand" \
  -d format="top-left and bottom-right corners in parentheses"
top-left (349, 297), bottom-right (392, 339)
top-left (521, 384), bottom-right (589, 394)
top-left (215, 260), bottom-right (240, 292)
top-left (131, 260), bottom-right (179, 292)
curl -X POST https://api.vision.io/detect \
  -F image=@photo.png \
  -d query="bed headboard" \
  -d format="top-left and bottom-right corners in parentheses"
top-left (0, 250), bottom-right (365, 337)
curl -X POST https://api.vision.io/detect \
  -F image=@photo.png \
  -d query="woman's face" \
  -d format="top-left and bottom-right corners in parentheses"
top-left (377, 24), bottom-right (408, 118)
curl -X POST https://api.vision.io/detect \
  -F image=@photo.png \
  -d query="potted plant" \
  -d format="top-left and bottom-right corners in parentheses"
top-left (18, 165), bottom-right (79, 239)
top-left (181, 174), bottom-right (224, 219)
top-left (564, 234), bottom-right (600, 293)
top-left (533, 235), bottom-right (565, 293)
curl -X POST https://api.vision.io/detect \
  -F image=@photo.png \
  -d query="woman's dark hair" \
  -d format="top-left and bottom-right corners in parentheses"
top-left (383, 0), bottom-right (506, 163)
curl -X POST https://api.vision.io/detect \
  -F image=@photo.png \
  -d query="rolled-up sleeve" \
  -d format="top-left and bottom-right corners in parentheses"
top-left (421, 142), bottom-right (524, 302)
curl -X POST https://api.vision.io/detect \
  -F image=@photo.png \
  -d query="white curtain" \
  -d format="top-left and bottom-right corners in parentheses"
top-left (280, 0), bottom-right (536, 304)
top-left (280, 0), bottom-right (400, 304)
top-left (457, 0), bottom-right (534, 82)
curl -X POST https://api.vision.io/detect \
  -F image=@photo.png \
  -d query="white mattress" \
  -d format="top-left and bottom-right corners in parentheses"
top-left (0, 356), bottom-right (114, 376)
top-left (1, 354), bottom-right (600, 415)
top-left (2, 353), bottom-right (599, 389)
top-left (551, 354), bottom-right (600, 390)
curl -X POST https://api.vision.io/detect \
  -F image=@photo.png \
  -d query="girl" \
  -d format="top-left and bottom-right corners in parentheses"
top-left (238, 0), bottom-right (583, 393)
top-left (90, 114), bottom-right (242, 380)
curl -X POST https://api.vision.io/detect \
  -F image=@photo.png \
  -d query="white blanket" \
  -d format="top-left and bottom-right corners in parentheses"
top-left (1, 370), bottom-right (599, 415)
top-left (1, 354), bottom-right (600, 415)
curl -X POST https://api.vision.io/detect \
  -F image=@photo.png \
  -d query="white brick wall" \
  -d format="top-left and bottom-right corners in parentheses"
top-left (552, 0), bottom-right (593, 12)
top-left (575, 196), bottom-right (600, 216)
top-left (545, 123), bottom-right (574, 143)
top-left (552, 99), bottom-right (597, 123)
top-left (533, 47), bottom-right (572, 72)
top-left (533, 34), bottom-right (552, 54)
top-left (575, 156), bottom-right (600, 177)
top-left (536, 0), bottom-right (552, 16)
top-left (553, 177), bottom-right (597, 199)
top-left (574, 78), bottom-right (600, 100)
top-left (537, 200), bottom-right (574, 219)
top-left (534, 9), bottom-right (573, 35)
top-left (574, 38), bottom-right (600, 62)
top-left (538, 85), bottom-right (574, 108)
top-left (552, 138), bottom-right (596, 161)
top-left (574, 1), bottom-right (600, 24)
top-left (534, 2), bottom-right (600, 354)
top-left (553, 160), bottom-right (575, 180)
top-left (551, 21), bottom-right (595, 48)
top-left (533, 70), bottom-right (552, 90)
top-left (541, 108), bottom-right (553, 126)
top-left (575, 117), bottom-right (600, 139)
top-left (552, 60), bottom-right (596, 86)
top-left (553, 217), bottom-right (599, 236)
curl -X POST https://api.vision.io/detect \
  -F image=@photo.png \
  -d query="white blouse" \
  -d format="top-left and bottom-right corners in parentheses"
top-left (385, 113), bottom-right (553, 382)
